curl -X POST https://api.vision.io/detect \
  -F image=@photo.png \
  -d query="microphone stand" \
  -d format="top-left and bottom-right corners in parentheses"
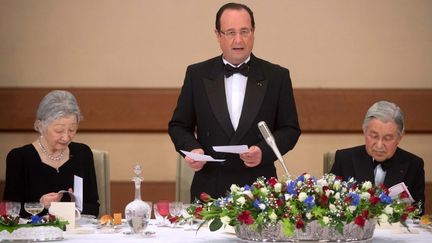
top-left (258, 121), bottom-right (291, 179)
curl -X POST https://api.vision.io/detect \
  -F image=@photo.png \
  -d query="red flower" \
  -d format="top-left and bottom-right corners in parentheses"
top-left (168, 216), bottom-right (179, 223)
top-left (399, 191), bottom-right (409, 199)
top-left (238, 210), bottom-right (254, 225)
top-left (276, 198), bottom-right (283, 207)
top-left (401, 213), bottom-right (408, 222)
top-left (344, 196), bottom-right (352, 204)
top-left (194, 206), bottom-right (203, 219)
top-left (320, 194), bottom-right (328, 206)
top-left (354, 216), bottom-right (365, 227)
top-left (369, 195), bottom-right (380, 205)
top-left (322, 186), bottom-right (329, 192)
top-left (200, 192), bottom-right (210, 202)
top-left (362, 209), bottom-right (369, 218)
top-left (267, 177), bottom-right (278, 187)
top-left (405, 205), bottom-right (416, 213)
top-left (379, 184), bottom-right (389, 194)
top-left (295, 219), bottom-right (305, 229)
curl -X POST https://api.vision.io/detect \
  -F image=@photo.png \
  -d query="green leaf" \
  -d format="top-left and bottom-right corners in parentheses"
top-left (209, 217), bottom-right (223, 232)
top-left (282, 218), bottom-right (295, 236)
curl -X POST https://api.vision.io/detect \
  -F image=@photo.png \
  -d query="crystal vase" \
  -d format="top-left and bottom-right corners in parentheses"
top-left (124, 164), bottom-right (151, 234)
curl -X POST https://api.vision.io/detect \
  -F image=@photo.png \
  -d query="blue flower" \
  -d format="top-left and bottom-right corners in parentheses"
top-left (350, 193), bottom-right (360, 206)
top-left (295, 175), bottom-right (304, 183)
top-left (287, 181), bottom-right (297, 196)
top-left (244, 185), bottom-right (251, 191)
top-left (253, 199), bottom-right (262, 209)
top-left (304, 195), bottom-right (315, 210)
top-left (379, 192), bottom-right (393, 204)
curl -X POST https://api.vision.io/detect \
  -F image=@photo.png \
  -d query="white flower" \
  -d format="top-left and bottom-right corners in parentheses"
top-left (274, 183), bottom-right (282, 193)
top-left (259, 203), bottom-right (266, 210)
top-left (378, 214), bottom-right (389, 223)
top-left (304, 174), bottom-right (311, 180)
top-left (236, 196), bottom-right (246, 205)
top-left (360, 192), bottom-right (371, 200)
top-left (333, 181), bottom-right (341, 190)
top-left (362, 181), bottom-right (373, 190)
top-left (243, 190), bottom-right (253, 199)
top-left (297, 181), bottom-right (303, 187)
top-left (348, 205), bottom-right (357, 213)
top-left (260, 188), bottom-right (268, 194)
top-left (325, 189), bottom-right (334, 197)
top-left (334, 192), bottom-right (340, 199)
top-left (384, 205), bottom-right (393, 214)
top-left (284, 193), bottom-right (293, 200)
top-left (306, 212), bottom-right (313, 220)
top-left (317, 178), bottom-right (328, 187)
top-left (230, 185), bottom-right (240, 192)
top-left (221, 216), bottom-right (231, 225)
top-left (298, 192), bottom-right (307, 202)
top-left (269, 212), bottom-right (278, 221)
top-left (322, 216), bottom-right (330, 225)
top-left (329, 204), bottom-right (337, 213)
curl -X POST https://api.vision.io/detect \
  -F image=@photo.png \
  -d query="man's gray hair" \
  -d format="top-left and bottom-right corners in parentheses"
top-left (34, 90), bottom-right (82, 132)
top-left (362, 100), bottom-right (404, 135)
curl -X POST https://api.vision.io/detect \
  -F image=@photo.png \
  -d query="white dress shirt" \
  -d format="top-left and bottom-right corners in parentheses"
top-left (223, 57), bottom-right (250, 131)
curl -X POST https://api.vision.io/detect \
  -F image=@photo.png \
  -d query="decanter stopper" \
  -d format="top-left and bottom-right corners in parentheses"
top-left (124, 163), bottom-right (151, 233)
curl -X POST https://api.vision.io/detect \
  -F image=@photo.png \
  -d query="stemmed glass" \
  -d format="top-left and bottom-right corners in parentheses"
top-left (24, 202), bottom-right (44, 217)
top-left (182, 203), bottom-right (195, 231)
top-left (155, 200), bottom-right (170, 227)
top-left (6, 201), bottom-right (21, 217)
top-left (169, 201), bottom-right (183, 228)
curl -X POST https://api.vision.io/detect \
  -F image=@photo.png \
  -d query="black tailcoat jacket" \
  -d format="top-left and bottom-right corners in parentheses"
top-left (168, 54), bottom-right (301, 201)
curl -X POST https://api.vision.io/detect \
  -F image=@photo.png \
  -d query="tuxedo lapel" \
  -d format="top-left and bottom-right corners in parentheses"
top-left (352, 149), bottom-right (375, 183)
top-left (230, 58), bottom-right (266, 144)
top-left (203, 60), bottom-right (235, 137)
top-left (384, 149), bottom-right (408, 186)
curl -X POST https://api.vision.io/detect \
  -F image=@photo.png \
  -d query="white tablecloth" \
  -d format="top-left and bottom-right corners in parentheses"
top-left (62, 222), bottom-right (432, 243)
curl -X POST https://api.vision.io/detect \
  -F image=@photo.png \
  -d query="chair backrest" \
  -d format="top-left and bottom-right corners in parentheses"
top-left (323, 152), bottom-right (336, 174)
top-left (92, 149), bottom-right (111, 217)
top-left (175, 155), bottom-right (194, 203)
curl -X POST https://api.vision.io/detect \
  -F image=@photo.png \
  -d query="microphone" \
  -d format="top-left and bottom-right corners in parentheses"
top-left (258, 121), bottom-right (290, 178)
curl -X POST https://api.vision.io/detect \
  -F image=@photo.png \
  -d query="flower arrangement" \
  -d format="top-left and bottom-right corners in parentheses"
top-left (0, 214), bottom-right (68, 233)
top-left (194, 173), bottom-right (420, 238)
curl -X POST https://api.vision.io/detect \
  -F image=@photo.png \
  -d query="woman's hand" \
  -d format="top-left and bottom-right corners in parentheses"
top-left (39, 192), bottom-right (63, 208)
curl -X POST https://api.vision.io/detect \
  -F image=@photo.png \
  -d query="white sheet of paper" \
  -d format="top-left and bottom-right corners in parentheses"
top-left (180, 150), bottom-right (225, 162)
top-left (213, 145), bottom-right (248, 154)
top-left (74, 175), bottom-right (83, 211)
top-left (388, 182), bottom-right (414, 203)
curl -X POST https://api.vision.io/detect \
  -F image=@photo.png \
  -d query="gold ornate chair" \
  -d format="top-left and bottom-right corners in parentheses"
top-left (92, 149), bottom-right (111, 217)
top-left (323, 152), bottom-right (336, 174)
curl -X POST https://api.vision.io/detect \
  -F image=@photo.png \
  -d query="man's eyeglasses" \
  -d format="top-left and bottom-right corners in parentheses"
top-left (219, 28), bottom-right (253, 39)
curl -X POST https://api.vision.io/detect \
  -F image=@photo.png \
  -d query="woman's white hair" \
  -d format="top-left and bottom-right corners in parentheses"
top-left (34, 90), bottom-right (82, 132)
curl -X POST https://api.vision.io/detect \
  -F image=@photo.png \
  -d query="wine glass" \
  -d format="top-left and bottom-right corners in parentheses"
top-left (6, 201), bottom-right (21, 217)
top-left (24, 202), bottom-right (44, 217)
top-left (182, 203), bottom-right (195, 231)
top-left (155, 200), bottom-right (170, 227)
top-left (169, 201), bottom-right (183, 228)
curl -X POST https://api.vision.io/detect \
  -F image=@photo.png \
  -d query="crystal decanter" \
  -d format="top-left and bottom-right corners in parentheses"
top-left (124, 164), bottom-right (151, 233)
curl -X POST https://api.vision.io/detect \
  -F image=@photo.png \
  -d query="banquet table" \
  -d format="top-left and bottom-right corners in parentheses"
top-left (60, 221), bottom-right (432, 243)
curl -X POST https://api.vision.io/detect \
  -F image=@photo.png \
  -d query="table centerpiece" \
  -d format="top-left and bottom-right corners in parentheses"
top-left (190, 173), bottom-right (420, 241)
top-left (0, 213), bottom-right (68, 241)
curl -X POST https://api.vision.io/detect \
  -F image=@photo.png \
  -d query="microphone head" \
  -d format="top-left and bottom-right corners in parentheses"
top-left (258, 121), bottom-right (271, 139)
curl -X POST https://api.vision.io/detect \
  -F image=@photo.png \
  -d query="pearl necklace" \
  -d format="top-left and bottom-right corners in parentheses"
top-left (38, 138), bottom-right (65, 162)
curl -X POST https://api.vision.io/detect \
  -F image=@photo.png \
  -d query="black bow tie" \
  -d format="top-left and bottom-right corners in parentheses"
top-left (224, 63), bottom-right (249, 77)
top-left (373, 158), bottom-right (392, 171)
